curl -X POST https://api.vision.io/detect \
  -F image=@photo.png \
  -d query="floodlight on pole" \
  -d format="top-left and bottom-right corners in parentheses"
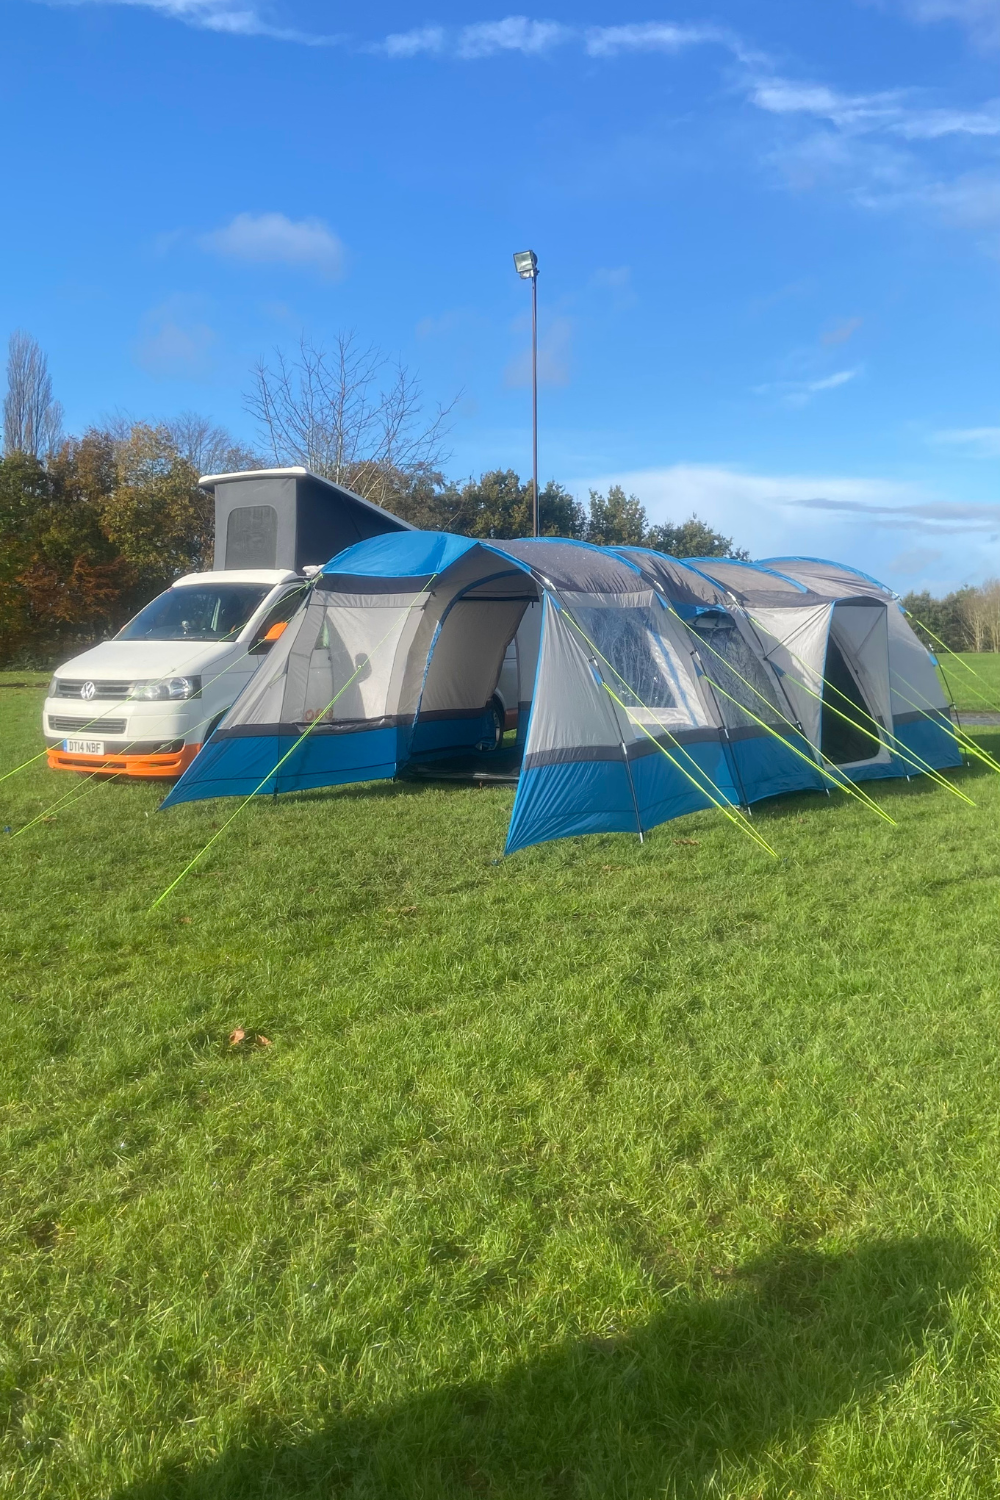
top-left (513, 249), bottom-right (539, 537)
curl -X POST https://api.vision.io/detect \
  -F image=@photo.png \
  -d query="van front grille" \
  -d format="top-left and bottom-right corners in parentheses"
top-left (48, 716), bottom-right (128, 735)
top-left (54, 680), bottom-right (132, 700)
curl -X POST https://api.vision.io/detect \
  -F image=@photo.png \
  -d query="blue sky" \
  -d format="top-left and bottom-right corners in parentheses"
top-left (2, 0), bottom-right (999, 592)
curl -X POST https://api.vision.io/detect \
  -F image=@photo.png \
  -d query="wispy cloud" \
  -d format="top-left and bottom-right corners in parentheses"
top-left (754, 367), bottom-right (862, 407)
top-left (572, 463), bottom-right (1000, 590)
top-left (134, 295), bottom-right (216, 379)
top-left (876, 0), bottom-right (1000, 50)
top-left (382, 17), bottom-right (572, 59)
top-left (505, 315), bottom-right (573, 387)
top-left (933, 426), bottom-right (1000, 456)
top-left (379, 16), bottom-right (744, 62)
top-left (45, 0), bottom-right (342, 44)
top-left (198, 212), bottom-right (345, 278)
top-left (583, 21), bottom-right (748, 58)
top-left (751, 76), bottom-right (1000, 140)
top-left (822, 316), bottom-right (864, 345)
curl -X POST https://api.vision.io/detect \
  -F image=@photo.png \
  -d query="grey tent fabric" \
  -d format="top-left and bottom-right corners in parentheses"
top-left (162, 532), bottom-right (962, 844)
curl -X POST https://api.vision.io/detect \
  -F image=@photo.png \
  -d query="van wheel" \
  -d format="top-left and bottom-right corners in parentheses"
top-left (485, 696), bottom-right (505, 751)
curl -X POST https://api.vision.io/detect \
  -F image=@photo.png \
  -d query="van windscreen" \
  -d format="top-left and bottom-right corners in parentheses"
top-left (117, 584), bottom-right (270, 642)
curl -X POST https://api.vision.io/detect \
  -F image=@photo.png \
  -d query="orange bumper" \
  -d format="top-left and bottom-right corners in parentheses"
top-left (46, 744), bottom-right (202, 779)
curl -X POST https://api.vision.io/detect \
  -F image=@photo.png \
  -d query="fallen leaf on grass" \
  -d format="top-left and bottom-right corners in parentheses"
top-left (42, 816), bottom-right (56, 824)
top-left (395, 905), bottom-right (419, 915)
top-left (256, 1034), bottom-right (272, 1047)
top-left (674, 839), bottom-right (700, 847)
top-left (178, 916), bottom-right (192, 925)
top-left (228, 1028), bottom-right (246, 1046)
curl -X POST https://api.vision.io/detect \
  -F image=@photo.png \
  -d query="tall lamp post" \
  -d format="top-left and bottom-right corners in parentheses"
top-left (513, 249), bottom-right (539, 537)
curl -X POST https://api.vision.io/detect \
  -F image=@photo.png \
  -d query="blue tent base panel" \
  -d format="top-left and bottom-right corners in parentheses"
top-left (843, 712), bottom-right (962, 783)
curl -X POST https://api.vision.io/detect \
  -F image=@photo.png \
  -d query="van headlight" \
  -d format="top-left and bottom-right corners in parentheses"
top-left (129, 676), bottom-right (202, 701)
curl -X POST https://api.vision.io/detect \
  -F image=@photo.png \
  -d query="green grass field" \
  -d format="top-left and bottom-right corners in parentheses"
top-left (5, 675), bottom-right (1000, 1497)
top-left (936, 653), bottom-right (1000, 714)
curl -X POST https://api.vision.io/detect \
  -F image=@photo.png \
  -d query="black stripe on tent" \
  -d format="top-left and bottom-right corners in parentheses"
top-left (213, 707), bottom-right (490, 740)
top-left (521, 724), bottom-right (778, 772)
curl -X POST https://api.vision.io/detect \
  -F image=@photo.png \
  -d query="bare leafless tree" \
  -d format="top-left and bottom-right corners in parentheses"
top-left (3, 330), bottom-right (63, 457)
top-left (244, 333), bottom-right (455, 507)
top-left (100, 408), bottom-right (261, 477)
top-left (163, 411), bottom-right (262, 477)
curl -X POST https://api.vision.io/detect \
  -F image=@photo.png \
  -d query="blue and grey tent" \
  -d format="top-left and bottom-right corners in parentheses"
top-left (160, 533), bottom-right (961, 853)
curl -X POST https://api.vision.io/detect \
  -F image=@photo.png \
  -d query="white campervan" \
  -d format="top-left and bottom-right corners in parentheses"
top-left (42, 463), bottom-right (417, 779)
top-left (43, 570), bottom-right (305, 778)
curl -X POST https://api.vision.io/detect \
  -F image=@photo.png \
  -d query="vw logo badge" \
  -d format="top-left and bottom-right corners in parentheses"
top-left (82, 681), bottom-right (96, 700)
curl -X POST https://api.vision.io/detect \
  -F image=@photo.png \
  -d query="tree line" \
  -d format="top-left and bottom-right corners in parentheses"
top-left (0, 331), bottom-right (743, 665)
top-left (901, 585), bottom-right (1000, 654)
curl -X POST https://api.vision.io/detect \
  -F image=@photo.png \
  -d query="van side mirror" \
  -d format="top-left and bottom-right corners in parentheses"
top-left (250, 620), bottom-right (288, 655)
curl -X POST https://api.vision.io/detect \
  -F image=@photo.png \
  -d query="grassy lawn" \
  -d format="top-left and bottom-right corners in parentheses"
top-left (935, 652), bottom-right (1000, 713)
top-left (4, 678), bottom-right (1000, 1497)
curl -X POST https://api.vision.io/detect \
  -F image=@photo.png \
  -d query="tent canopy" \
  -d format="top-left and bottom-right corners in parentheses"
top-left (160, 537), bottom-right (960, 853)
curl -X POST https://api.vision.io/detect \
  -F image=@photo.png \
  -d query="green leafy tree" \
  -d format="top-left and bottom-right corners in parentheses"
top-left (646, 514), bottom-right (748, 560)
top-left (98, 423), bottom-right (212, 584)
top-left (900, 590), bottom-right (973, 652)
top-left (585, 485), bottom-right (648, 547)
top-left (412, 469), bottom-right (585, 540)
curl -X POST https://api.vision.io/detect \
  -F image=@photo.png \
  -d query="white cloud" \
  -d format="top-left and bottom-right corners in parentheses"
top-left (879, 0), bottom-right (1000, 50)
top-left (933, 426), bottom-right (1000, 455)
top-left (754, 367), bottom-right (862, 407)
top-left (380, 16), bottom-right (744, 63)
top-left (382, 24), bottom-right (446, 58)
top-left (198, 212), bottom-right (345, 278)
top-left (751, 75), bottom-right (1000, 140)
top-left (570, 462), bottom-right (1000, 591)
top-left (457, 17), bottom-right (570, 58)
top-left (584, 22), bottom-right (738, 57)
top-left (382, 16), bottom-right (572, 60)
top-left (43, 0), bottom-right (340, 44)
top-left (134, 296), bottom-right (216, 379)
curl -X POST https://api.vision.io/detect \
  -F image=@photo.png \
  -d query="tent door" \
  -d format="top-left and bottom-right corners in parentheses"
top-left (820, 618), bottom-right (885, 766)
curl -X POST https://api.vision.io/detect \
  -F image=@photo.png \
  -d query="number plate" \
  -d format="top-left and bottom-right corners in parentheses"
top-left (63, 738), bottom-right (105, 756)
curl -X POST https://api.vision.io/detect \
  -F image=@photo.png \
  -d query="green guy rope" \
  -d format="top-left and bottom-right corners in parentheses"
top-left (667, 607), bottom-right (915, 819)
top-left (1, 581), bottom-right (312, 789)
top-left (599, 678), bottom-right (779, 858)
top-left (906, 613), bottom-right (1000, 712)
top-left (150, 581), bottom-right (438, 911)
top-left (560, 610), bottom-right (778, 858)
top-left (743, 612), bottom-right (976, 808)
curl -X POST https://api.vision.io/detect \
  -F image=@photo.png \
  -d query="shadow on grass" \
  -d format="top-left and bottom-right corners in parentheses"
top-left (115, 1234), bottom-right (972, 1499)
